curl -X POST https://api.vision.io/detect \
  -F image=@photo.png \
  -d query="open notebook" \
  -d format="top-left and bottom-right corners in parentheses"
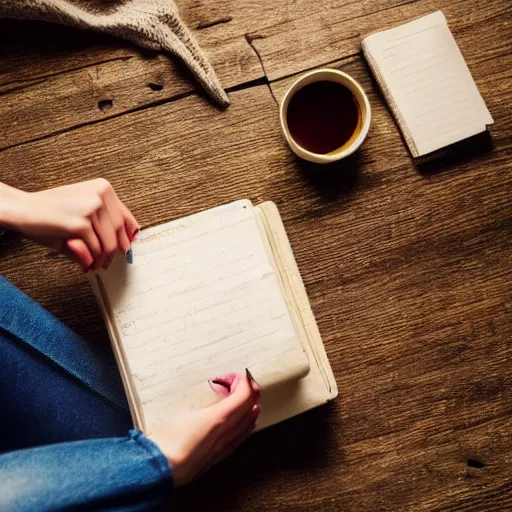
top-left (88, 200), bottom-right (337, 434)
top-left (362, 11), bottom-right (493, 159)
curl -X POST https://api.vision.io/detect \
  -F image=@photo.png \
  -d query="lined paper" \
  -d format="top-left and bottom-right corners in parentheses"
top-left (363, 11), bottom-right (493, 156)
top-left (98, 200), bottom-right (309, 431)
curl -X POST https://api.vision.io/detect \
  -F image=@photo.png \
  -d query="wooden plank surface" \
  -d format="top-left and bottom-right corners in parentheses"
top-left (252, 0), bottom-right (511, 80)
top-left (2, 0), bottom-right (509, 149)
top-left (0, 18), bottom-right (263, 149)
top-left (1, 1), bottom-right (511, 510)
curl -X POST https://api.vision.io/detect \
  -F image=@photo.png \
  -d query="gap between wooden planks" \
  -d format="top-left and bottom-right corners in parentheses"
top-left (1, 0), bottom-right (510, 149)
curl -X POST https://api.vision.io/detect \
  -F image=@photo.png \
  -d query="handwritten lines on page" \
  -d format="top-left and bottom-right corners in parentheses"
top-left (365, 11), bottom-right (493, 156)
top-left (99, 200), bottom-right (304, 429)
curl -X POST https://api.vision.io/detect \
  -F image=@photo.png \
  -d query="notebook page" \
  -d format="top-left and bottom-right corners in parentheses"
top-left (97, 200), bottom-right (309, 433)
top-left (364, 11), bottom-right (493, 156)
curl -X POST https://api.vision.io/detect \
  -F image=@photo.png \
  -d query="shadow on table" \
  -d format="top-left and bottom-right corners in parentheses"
top-left (0, 19), bottom-right (226, 111)
top-left (364, 56), bottom-right (494, 178)
top-left (175, 402), bottom-right (338, 511)
top-left (294, 151), bottom-right (362, 202)
top-left (0, 19), bottom-right (124, 58)
top-left (0, 230), bottom-right (26, 259)
top-left (416, 131), bottom-right (494, 176)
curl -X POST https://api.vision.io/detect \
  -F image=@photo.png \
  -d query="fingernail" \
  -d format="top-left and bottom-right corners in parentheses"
top-left (125, 247), bottom-right (133, 264)
top-left (209, 379), bottom-right (231, 396)
top-left (245, 368), bottom-right (261, 399)
top-left (245, 368), bottom-right (260, 386)
top-left (130, 227), bottom-right (140, 242)
top-left (208, 373), bottom-right (238, 396)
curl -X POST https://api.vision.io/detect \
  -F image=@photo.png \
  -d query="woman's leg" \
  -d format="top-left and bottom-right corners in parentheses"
top-left (0, 430), bottom-right (172, 512)
top-left (0, 277), bottom-right (173, 511)
top-left (0, 276), bottom-right (132, 452)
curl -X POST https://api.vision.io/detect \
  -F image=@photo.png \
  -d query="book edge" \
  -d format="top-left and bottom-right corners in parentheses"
top-left (255, 201), bottom-right (338, 400)
top-left (87, 272), bottom-right (146, 432)
top-left (361, 43), bottom-right (420, 158)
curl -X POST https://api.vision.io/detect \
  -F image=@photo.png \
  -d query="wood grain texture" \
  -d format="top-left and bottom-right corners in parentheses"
top-left (6, 0), bottom-right (509, 148)
top-left (1, 1), bottom-right (511, 510)
top-left (252, 0), bottom-right (512, 80)
top-left (0, 18), bottom-right (263, 148)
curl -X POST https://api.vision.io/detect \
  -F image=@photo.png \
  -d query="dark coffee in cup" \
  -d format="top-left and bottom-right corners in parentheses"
top-left (279, 69), bottom-right (371, 164)
top-left (286, 81), bottom-right (362, 155)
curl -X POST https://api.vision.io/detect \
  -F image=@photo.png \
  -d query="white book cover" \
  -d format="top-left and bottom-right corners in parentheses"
top-left (363, 11), bottom-right (493, 157)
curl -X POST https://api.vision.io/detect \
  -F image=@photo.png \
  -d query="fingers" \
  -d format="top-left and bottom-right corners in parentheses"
top-left (117, 197), bottom-right (139, 242)
top-left (81, 178), bottom-right (139, 270)
top-left (204, 404), bottom-right (259, 474)
top-left (75, 221), bottom-right (102, 269)
top-left (65, 238), bottom-right (94, 271)
top-left (205, 370), bottom-right (260, 455)
top-left (21, 178), bottom-right (138, 271)
top-left (91, 208), bottom-right (117, 270)
top-left (101, 185), bottom-right (137, 255)
top-left (209, 370), bottom-right (260, 400)
top-left (208, 372), bottom-right (239, 397)
top-left (211, 373), bottom-right (257, 428)
top-left (223, 403), bottom-right (260, 447)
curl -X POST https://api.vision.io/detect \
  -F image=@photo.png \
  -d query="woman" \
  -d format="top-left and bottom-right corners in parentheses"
top-left (0, 179), bottom-right (260, 511)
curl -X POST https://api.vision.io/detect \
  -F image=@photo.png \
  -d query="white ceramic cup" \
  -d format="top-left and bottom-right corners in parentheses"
top-left (279, 68), bottom-right (371, 164)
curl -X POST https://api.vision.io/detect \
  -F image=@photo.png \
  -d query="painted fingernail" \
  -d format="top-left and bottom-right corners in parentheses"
top-left (208, 373), bottom-right (239, 396)
top-left (245, 368), bottom-right (261, 399)
top-left (245, 368), bottom-right (259, 386)
top-left (209, 379), bottom-right (230, 396)
top-left (130, 227), bottom-right (140, 242)
top-left (125, 247), bottom-right (133, 264)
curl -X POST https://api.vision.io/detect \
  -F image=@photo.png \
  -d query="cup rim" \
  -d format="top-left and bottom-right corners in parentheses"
top-left (279, 68), bottom-right (371, 163)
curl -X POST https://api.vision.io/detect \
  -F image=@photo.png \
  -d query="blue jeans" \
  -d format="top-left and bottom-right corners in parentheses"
top-left (0, 277), bottom-right (172, 511)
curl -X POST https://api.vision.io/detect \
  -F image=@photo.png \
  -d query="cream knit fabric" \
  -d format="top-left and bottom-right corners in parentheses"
top-left (0, 0), bottom-right (229, 106)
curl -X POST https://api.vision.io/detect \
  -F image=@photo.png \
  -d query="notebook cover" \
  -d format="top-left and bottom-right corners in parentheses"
top-left (361, 11), bottom-right (491, 161)
top-left (88, 201), bottom-right (338, 433)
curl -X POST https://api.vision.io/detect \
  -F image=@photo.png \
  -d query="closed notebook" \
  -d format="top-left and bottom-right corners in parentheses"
top-left (362, 11), bottom-right (493, 159)
top-left (88, 200), bottom-right (337, 434)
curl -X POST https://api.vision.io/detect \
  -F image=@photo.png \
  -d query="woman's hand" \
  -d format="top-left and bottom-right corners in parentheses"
top-left (0, 179), bottom-right (138, 271)
top-left (149, 371), bottom-right (261, 487)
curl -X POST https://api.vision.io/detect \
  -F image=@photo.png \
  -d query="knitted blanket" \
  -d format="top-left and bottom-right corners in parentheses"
top-left (0, 0), bottom-right (229, 106)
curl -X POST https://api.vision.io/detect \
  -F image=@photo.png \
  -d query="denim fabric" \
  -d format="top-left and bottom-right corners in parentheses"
top-left (0, 277), bottom-right (172, 511)
top-left (0, 431), bottom-right (171, 512)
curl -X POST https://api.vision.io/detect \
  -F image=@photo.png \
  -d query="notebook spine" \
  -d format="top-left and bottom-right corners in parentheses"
top-left (361, 42), bottom-right (420, 158)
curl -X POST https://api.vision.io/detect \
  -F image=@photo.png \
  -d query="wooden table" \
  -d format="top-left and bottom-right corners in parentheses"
top-left (1, 1), bottom-right (511, 510)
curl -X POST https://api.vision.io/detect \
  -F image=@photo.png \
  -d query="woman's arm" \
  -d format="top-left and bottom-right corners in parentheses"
top-left (0, 179), bottom-right (139, 271)
top-left (0, 182), bottom-right (27, 232)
